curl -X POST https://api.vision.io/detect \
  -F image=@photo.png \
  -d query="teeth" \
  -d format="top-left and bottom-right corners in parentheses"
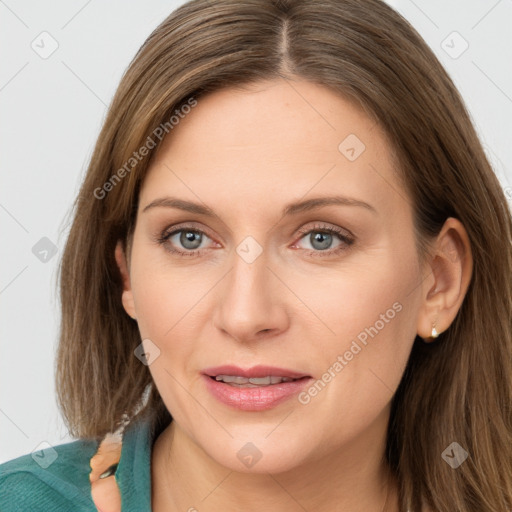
top-left (249, 376), bottom-right (272, 385)
top-left (215, 375), bottom-right (248, 384)
top-left (214, 375), bottom-right (296, 386)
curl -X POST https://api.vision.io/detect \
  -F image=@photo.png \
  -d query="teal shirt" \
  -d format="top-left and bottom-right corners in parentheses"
top-left (0, 417), bottom-right (155, 511)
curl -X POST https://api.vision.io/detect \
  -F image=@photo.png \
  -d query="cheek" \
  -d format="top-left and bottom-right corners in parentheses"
top-left (303, 250), bottom-right (419, 417)
top-left (130, 244), bottom-right (212, 341)
top-left (129, 259), bottom-right (207, 419)
top-left (128, 246), bottom-right (223, 402)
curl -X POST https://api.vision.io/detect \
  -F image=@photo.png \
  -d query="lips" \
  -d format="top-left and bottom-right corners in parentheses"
top-left (214, 375), bottom-right (295, 385)
top-left (201, 365), bottom-right (313, 411)
top-left (202, 365), bottom-right (310, 380)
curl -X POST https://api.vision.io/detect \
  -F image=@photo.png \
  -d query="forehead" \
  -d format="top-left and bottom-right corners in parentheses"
top-left (139, 79), bottom-right (405, 220)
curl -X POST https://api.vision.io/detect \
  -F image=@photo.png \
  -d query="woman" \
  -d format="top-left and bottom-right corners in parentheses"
top-left (1, 0), bottom-right (511, 511)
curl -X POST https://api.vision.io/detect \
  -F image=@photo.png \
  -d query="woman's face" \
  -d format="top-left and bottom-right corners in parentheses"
top-left (119, 78), bottom-right (425, 473)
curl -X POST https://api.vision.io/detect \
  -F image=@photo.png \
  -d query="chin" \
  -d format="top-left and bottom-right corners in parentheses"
top-left (200, 433), bottom-right (310, 475)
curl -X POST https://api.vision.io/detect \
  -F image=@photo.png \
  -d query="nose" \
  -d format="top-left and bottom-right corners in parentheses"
top-left (212, 241), bottom-right (290, 344)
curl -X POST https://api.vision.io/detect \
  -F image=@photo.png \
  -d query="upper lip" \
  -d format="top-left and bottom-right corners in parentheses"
top-left (202, 365), bottom-right (310, 379)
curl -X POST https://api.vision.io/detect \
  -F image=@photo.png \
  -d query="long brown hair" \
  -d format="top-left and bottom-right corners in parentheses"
top-left (55, 0), bottom-right (512, 510)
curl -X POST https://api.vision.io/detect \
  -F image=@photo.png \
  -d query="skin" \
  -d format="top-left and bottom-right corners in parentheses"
top-left (115, 78), bottom-right (473, 512)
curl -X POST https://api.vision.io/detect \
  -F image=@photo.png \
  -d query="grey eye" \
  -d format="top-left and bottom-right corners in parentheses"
top-left (309, 232), bottom-right (334, 251)
top-left (178, 230), bottom-right (203, 250)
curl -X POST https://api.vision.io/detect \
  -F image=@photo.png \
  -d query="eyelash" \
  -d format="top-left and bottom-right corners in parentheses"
top-left (156, 223), bottom-right (355, 258)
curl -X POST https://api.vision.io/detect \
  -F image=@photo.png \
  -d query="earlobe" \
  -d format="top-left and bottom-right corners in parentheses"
top-left (416, 217), bottom-right (473, 342)
top-left (114, 240), bottom-right (137, 320)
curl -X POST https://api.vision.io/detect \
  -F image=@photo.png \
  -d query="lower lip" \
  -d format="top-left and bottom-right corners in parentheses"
top-left (202, 374), bottom-right (312, 411)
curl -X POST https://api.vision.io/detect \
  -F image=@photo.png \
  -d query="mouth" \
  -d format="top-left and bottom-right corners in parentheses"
top-left (201, 365), bottom-right (313, 411)
top-left (210, 375), bottom-right (303, 387)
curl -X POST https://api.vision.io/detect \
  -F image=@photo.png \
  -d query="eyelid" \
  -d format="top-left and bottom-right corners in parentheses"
top-left (294, 222), bottom-right (354, 240)
top-left (156, 221), bottom-right (355, 257)
top-left (291, 222), bottom-right (355, 254)
top-left (159, 221), bottom-right (353, 242)
top-left (159, 221), bottom-right (217, 243)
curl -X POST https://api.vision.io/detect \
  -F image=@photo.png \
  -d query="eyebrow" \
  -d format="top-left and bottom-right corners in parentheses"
top-left (142, 195), bottom-right (377, 217)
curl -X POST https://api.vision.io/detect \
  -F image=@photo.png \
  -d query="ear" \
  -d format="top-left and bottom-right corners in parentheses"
top-left (114, 240), bottom-right (137, 320)
top-left (416, 217), bottom-right (473, 341)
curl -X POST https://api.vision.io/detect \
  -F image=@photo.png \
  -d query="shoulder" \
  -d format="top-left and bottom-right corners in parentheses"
top-left (0, 437), bottom-right (99, 512)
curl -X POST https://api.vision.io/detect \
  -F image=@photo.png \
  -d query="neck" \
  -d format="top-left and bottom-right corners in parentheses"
top-left (151, 408), bottom-right (398, 512)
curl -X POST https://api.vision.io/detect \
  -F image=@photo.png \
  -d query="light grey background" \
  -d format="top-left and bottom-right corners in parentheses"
top-left (1, 0), bottom-right (511, 463)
